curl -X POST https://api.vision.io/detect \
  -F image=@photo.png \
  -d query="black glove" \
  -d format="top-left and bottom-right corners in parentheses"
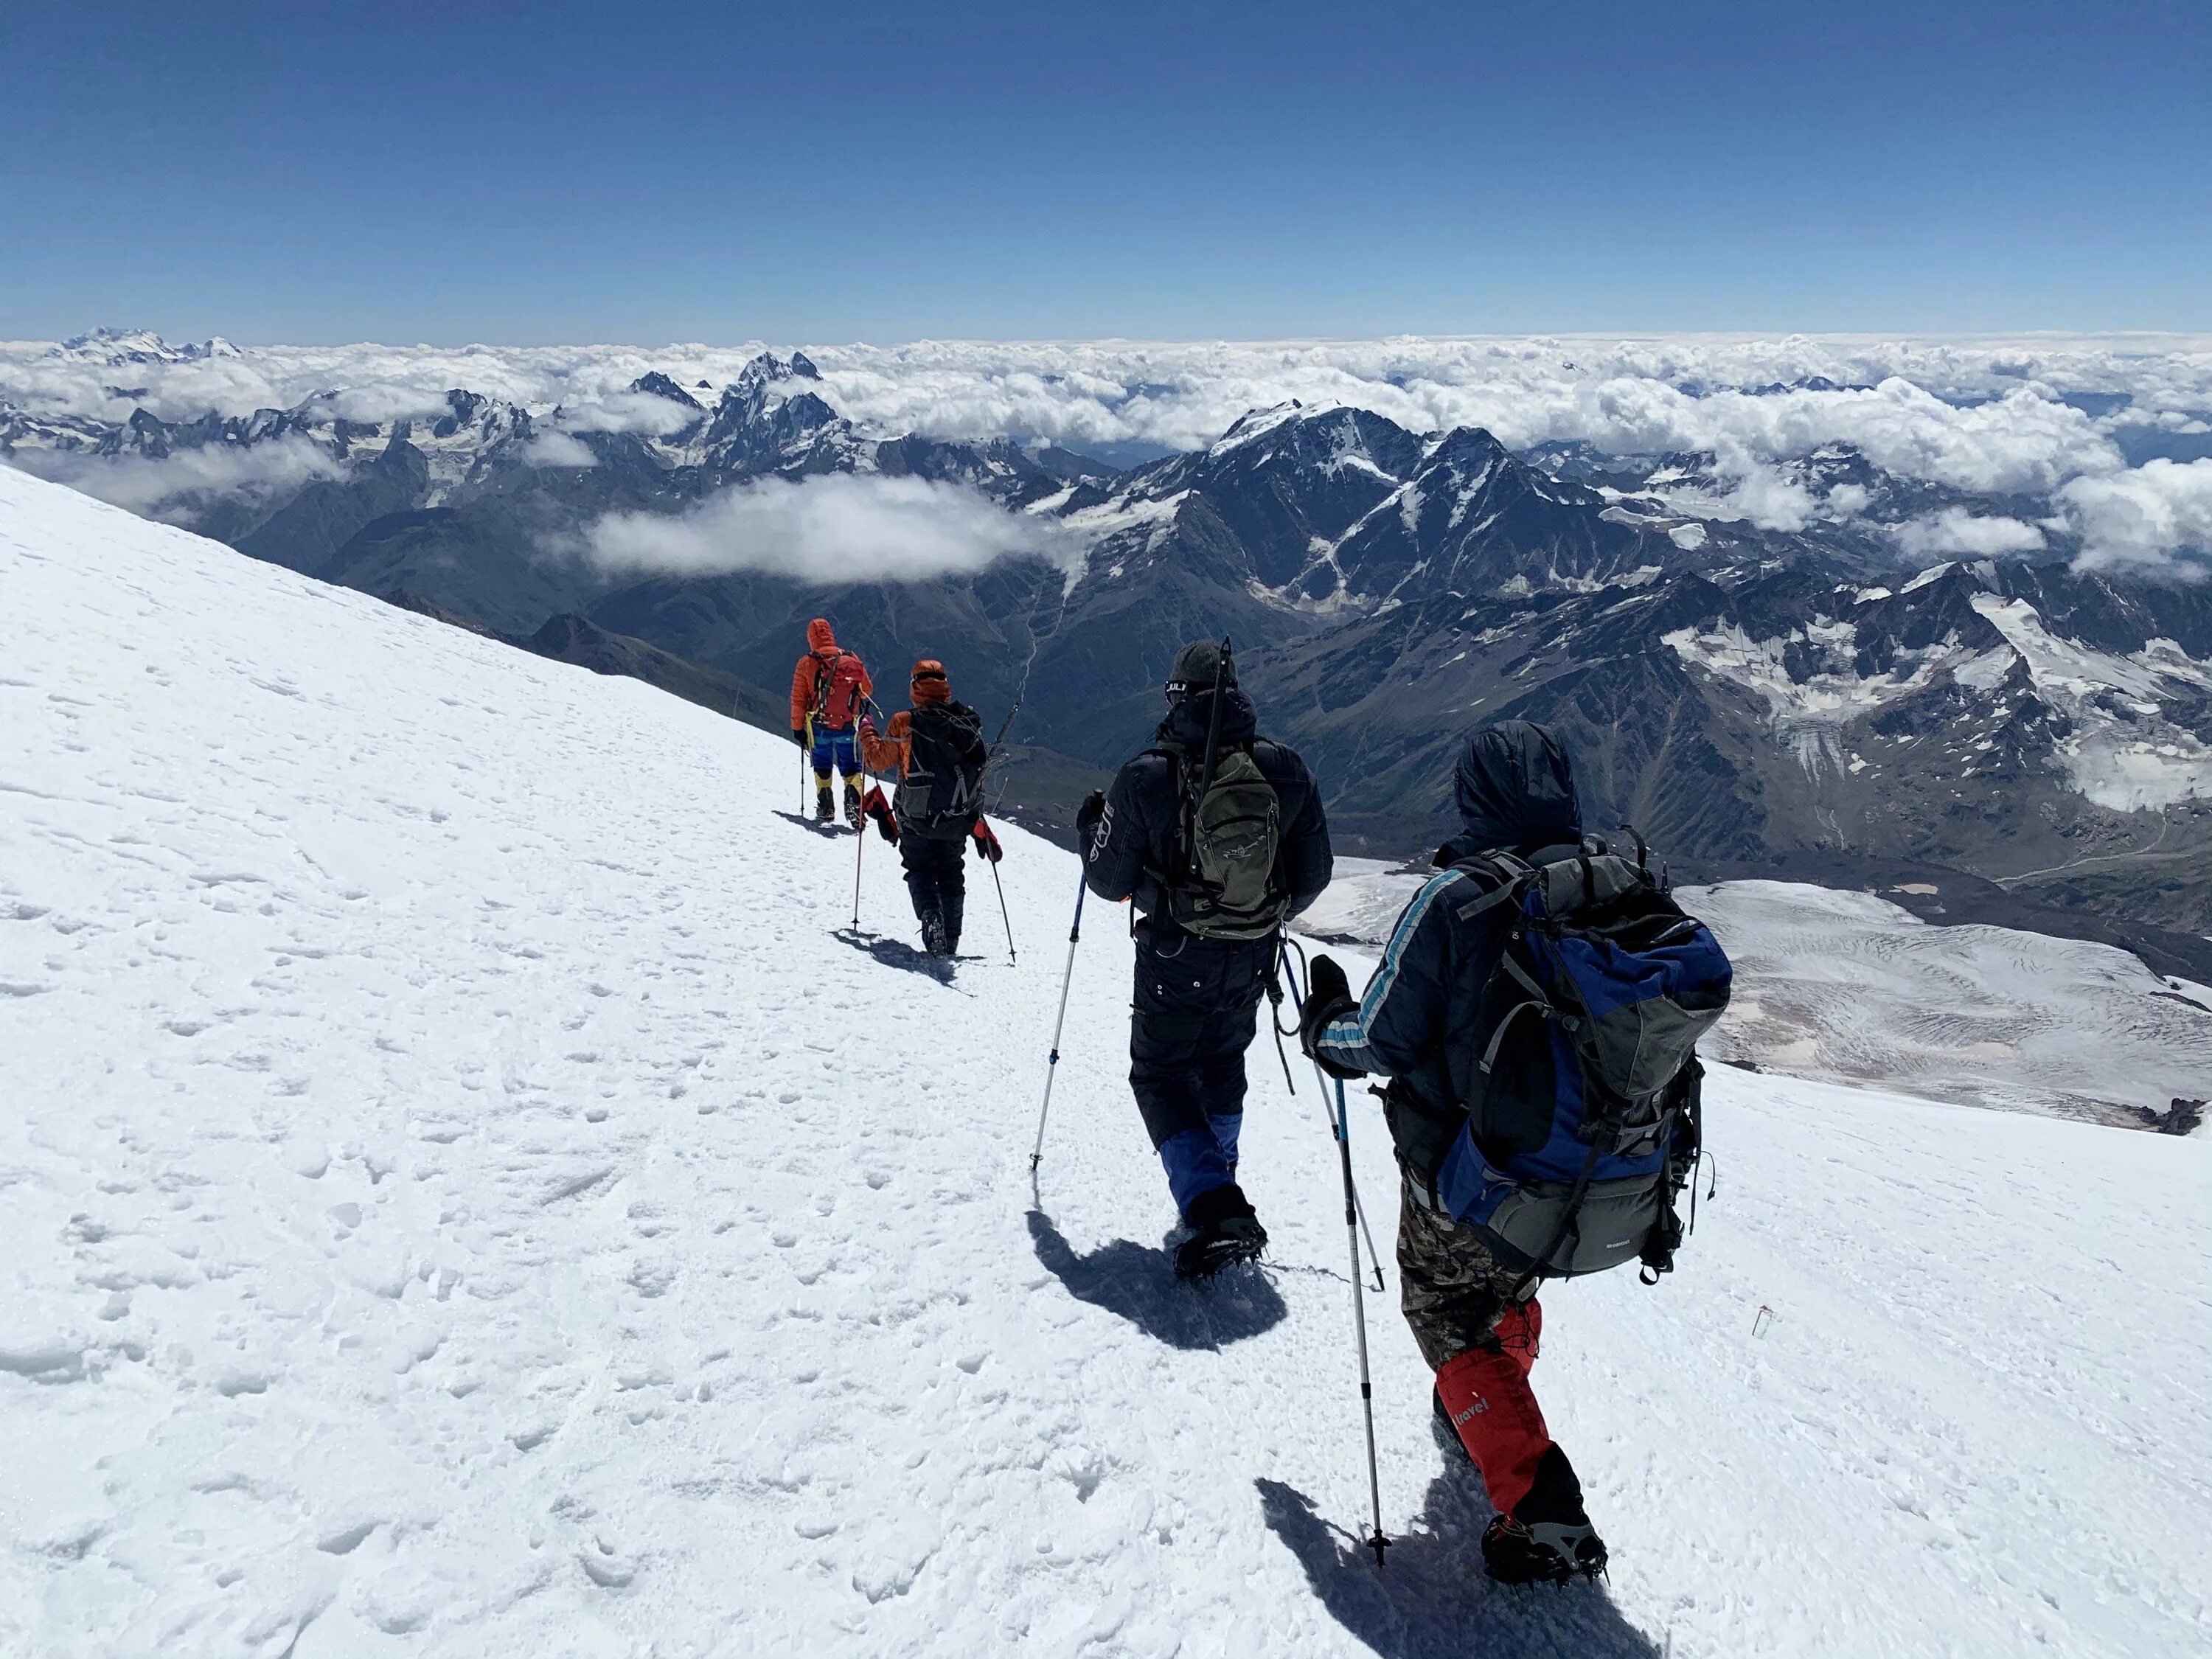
top-left (1298, 953), bottom-right (1363, 1077)
top-left (1074, 789), bottom-right (1107, 845)
top-left (792, 728), bottom-right (808, 747)
top-left (970, 818), bottom-right (1003, 863)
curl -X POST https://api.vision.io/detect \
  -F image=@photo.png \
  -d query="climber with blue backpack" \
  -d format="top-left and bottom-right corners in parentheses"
top-left (1298, 721), bottom-right (1731, 1586)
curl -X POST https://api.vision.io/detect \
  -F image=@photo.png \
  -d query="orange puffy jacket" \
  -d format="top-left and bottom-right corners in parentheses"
top-left (790, 618), bottom-right (872, 731)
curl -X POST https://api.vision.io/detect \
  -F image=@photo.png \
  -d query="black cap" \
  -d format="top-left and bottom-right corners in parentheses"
top-left (1164, 639), bottom-right (1236, 698)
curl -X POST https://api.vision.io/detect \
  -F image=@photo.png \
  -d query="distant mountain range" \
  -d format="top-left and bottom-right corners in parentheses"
top-left (5, 337), bottom-right (2208, 967)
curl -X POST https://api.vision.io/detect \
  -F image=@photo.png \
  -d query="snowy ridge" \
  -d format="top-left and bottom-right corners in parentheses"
top-left (3, 470), bottom-right (2209, 1657)
top-left (48, 328), bottom-right (243, 367)
top-left (1665, 570), bottom-right (2212, 801)
top-left (1662, 616), bottom-right (2011, 778)
top-left (1967, 592), bottom-right (2212, 808)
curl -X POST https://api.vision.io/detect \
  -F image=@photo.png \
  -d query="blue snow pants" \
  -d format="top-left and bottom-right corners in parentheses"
top-left (810, 725), bottom-right (860, 780)
top-left (1128, 921), bottom-right (1271, 1220)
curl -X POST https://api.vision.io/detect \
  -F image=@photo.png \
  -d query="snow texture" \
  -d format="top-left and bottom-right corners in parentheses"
top-left (3, 469), bottom-right (2209, 1656)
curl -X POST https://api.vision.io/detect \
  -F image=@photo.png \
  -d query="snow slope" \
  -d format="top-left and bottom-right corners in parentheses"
top-left (1305, 860), bottom-right (2212, 1127)
top-left (4, 468), bottom-right (2210, 1658)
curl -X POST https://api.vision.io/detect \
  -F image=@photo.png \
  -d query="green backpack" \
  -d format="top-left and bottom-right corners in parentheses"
top-left (1164, 744), bottom-right (1286, 941)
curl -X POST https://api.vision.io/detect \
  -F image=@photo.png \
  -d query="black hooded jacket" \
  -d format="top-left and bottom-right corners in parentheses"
top-left (1082, 686), bottom-right (1333, 933)
top-left (1312, 722), bottom-right (1586, 1173)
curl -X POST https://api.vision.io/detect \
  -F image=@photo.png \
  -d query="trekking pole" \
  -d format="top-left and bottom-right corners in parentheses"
top-left (985, 831), bottom-right (1017, 964)
top-left (1334, 1070), bottom-right (1390, 1571)
top-left (800, 715), bottom-right (813, 816)
top-left (1281, 950), bottom-right (1386, 1293)
top-left (1029, 865), bottom-right (1088, 1171)
top-left (850, 766), bottom-right (866, 931)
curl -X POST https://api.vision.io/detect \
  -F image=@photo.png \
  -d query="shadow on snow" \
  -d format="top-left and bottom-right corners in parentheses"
top-left (833, 928), bottom-right (958, 987)
top-left (1256, 1415), bottom-right (1660, 1659)
top-left (771, 809), bottom-right (851, 838)
top-left (1026, 1208), bottom-right (1287, 1351)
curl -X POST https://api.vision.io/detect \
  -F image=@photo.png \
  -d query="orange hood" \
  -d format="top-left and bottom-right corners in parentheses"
top-left (807, 617), bottom-right (837, 654)
top-left (911, 658), bottom-right (951, 705)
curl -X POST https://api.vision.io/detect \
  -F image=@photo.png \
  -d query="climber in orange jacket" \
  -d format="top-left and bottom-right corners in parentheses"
top-left (790, 619), bottom-right (874, 827)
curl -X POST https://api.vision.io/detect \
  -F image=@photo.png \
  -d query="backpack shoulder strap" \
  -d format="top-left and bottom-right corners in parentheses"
top-left (1451, 850), bottom-right (1534, 922)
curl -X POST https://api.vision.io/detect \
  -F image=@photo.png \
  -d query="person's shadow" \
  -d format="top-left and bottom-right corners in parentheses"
top-left (1026, 1209), bottom-right (1288, 1351)
top-left (834, 928), bottom-right (957, 987)
top-left (1256, 1413), bottom-right (1661, 1658)
top-left (771, 810), bottom-right (849, 839)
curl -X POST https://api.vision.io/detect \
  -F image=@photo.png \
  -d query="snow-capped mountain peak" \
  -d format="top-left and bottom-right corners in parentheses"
top-left (49, 327), bottom-right (242, 366)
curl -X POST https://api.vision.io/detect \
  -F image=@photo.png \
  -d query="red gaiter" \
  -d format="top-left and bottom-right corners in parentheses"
top-left (1433, 1299), bottom-right (1551, 1515)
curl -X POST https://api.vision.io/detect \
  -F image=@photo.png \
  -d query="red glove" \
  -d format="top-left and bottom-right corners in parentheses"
top-left (970, 818), bottom-right (1003, 863)
top-left (863, 785), bottom-right (899, 844)
top-left (858, 717), bottom-right (877, 740)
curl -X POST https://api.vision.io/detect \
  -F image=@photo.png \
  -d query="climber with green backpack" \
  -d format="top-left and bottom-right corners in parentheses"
top-left (1078, 639), bottom-right (1333, 1277)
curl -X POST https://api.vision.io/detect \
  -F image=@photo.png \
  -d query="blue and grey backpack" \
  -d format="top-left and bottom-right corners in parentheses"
top-left (1432, 832), bottom-right (1732, 1287)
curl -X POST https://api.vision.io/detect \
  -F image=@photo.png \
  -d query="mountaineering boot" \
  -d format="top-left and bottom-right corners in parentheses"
top-left (844, 779), bottom-right (863, 830)
top-left (919, 908), bottom-right (950, 956)
top-left (1478, 1444), bottom-right (1607, 1585)
top-left (942, 888), bottom-right (966, 958)
top-left (815, 782), bottom-right (836, 824)
top-left (1481, 1513), bottom-right (1607, 1585)
top-left (1173, 1183), bottom-right (1268, 1279)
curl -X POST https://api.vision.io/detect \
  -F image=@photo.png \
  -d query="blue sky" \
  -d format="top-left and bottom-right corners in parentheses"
top-left (3, 0), bottom-right (2207, 341)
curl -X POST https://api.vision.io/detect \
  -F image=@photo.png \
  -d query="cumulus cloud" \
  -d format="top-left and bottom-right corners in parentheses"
top-left (1896, 507), bottom-right (2048, 559)
top-left (2, 437), bottom-right (341, 517)
top-left (582, 473), bottom-right (1077, 584)
top-left (2056, 458), bottom-right (2212, 577)
top-left (520, 430), bottom-right (598, 468)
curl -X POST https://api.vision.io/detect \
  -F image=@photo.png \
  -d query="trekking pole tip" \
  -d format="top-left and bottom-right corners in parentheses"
top-left (1368, 1531), bottom-right (1389, 1569)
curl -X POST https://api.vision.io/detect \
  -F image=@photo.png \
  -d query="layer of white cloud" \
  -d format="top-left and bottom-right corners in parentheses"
top-left (4, 437), bottom-right (341, 520)
top-left (8, 332), bottom-right (2211, 571)
top-left (582, 474), bottom-right (1077, 585)
top-left (1896, 507), bottom-right (2048, 559)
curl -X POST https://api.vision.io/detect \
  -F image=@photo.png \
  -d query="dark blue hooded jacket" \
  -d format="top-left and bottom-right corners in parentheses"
top-left (1315, 722), bottom-right (1584, 1175)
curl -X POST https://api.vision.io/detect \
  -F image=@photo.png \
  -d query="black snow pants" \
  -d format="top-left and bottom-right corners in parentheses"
top-left (900, 834), bottom-right (967, 952)
top-left (1129, 920), bottom-right (1273, 1219)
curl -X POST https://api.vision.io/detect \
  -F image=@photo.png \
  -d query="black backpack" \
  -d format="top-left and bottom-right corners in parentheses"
top-left (895, 703), bottom-right (987, 836)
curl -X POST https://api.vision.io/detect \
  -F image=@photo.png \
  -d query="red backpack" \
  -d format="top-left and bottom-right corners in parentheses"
top-left (810, 651), bottom-right (867, 728)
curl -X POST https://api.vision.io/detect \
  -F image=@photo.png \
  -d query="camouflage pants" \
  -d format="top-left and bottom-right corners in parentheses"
top-left (1397, 1172), bottom-right (1538, 1371)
